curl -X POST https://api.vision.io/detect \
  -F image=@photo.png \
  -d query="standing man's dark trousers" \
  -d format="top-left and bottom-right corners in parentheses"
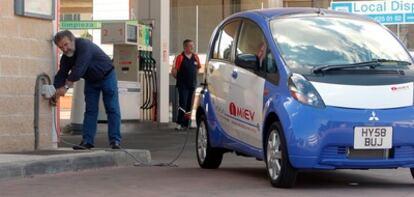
top-left (83, 70), bottom-right (121, 145)
top-left (177, 86), bottom-right (195, 128)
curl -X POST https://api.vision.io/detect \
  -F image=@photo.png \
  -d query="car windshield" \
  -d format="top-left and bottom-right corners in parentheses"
top-left (270, 16), bottom-right (413, 73)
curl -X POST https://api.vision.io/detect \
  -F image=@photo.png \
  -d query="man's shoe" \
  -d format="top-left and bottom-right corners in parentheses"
top-left (110, 142), bottom-right (121, 149)
top-left (72, 142), bottom-right (94, 150)
top-left (175, 125), bottom-right (183, 131)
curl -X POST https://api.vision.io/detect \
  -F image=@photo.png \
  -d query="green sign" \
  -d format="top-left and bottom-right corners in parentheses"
top-left (60, 21), bottom-right (101, 30)
top-left (60, 20), bottom-right (138, 30)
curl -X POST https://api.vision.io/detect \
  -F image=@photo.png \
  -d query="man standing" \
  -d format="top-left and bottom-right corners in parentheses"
top-left (172, 39), bottom-right (201, 130)
top-left (53, 30), bottom-right (121, 149)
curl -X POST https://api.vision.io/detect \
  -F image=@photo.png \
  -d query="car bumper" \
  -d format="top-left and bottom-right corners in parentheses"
top-left (284, 103), bottom-right (414, 169)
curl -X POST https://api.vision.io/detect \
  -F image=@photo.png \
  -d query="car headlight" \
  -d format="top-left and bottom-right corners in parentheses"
top-left (288, 73), bottom-right (325, 108)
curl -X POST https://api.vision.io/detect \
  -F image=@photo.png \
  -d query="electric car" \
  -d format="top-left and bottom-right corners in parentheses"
top-left (195, 8), bottom-right (414, 188)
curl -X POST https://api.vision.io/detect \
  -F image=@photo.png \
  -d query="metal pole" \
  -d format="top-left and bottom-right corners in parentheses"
top-left (53, 0), bottom-right (61, 145)
top-left (196, 5), bottom-right (199, 53)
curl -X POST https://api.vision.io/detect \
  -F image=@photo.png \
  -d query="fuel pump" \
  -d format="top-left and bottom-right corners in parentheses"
top-left (99, 22), bottom-right (141, 121)
top-left (140, 51), bottom-right (150, 109)
top-left (148, 52), bottom-right (157, 109)
top-left (141, 51), bottom-right (157, 110)
top-left (138, 24), bottom-right (157, 121)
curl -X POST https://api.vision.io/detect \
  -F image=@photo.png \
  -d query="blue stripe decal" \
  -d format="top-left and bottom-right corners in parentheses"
top-left (224, 113), bottom-right (257, 128)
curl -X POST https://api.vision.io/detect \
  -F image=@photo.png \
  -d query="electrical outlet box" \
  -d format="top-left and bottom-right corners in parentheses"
top-left (41, 85), bottom-right (56, 99)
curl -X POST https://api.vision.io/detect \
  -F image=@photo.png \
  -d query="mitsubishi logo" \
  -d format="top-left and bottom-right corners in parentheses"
top-left (369, 111), bottom-right (379, 121)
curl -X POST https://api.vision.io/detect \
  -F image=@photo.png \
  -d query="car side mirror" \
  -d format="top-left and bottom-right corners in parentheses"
top-left (235, 54), bottom-right (259, 71)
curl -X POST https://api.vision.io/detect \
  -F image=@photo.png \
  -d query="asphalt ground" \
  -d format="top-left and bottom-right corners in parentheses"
top-left (0, 122), bottom-right (412, 197)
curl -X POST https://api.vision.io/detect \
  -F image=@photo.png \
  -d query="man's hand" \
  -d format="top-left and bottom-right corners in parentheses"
top-left (49, 95), bottom-right (58, 106)
top-left (171, 67), bottom-right (177, 78)
top-left (55, 87), bottom-right (67, 97)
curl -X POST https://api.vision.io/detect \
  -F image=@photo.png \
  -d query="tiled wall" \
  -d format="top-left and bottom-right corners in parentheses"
top-left (0, 1), bottom-right (55, 151)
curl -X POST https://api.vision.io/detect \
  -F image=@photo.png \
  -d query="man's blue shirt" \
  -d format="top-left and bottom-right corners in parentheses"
top-left (54, 38), bottom-right (113, 88)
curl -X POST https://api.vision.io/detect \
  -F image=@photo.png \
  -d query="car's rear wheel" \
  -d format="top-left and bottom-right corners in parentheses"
top-left (196, 114), bottom-right (223, 169)
top-left (410, 168), bottom-right (414, 179)
top-left (265, 122), bottom-right (297, 188)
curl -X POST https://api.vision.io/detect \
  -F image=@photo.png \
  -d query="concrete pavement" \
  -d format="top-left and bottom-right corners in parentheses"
top-left (0, 121), bottom-right (155, 180)
top-left (0, 121), bottom-right (181, 181)
top-left (2, 166), bottom-right (413, 197)
top-left (0, 149), bottom-right (150, 180)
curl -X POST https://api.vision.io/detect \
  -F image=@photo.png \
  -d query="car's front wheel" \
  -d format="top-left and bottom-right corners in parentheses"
top-left (410, 168), bottom-right (414, 179)
top-left (196, 114), bottom-right (223, 169)
top-left (265, 122), bottom-right (297, 188)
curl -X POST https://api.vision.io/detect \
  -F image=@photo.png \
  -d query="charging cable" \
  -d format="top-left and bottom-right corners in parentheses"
top-left (46, 83), bottom-right (191, 167)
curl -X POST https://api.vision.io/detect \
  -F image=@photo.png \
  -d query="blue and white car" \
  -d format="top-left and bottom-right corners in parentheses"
top-left (195, 8), bottom-right (414, 188)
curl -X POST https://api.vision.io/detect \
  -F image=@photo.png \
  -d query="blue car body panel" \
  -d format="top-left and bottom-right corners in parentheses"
top-left (198, 8), bottom-right (414, 170)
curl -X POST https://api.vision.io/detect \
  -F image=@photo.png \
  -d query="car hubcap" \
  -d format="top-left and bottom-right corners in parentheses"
top-left (197, 121), bottom-right (208, 163)
top-left (267, 129), bottom-right (282, 180)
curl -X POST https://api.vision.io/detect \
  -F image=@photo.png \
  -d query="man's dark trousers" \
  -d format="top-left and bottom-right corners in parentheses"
top-left (82, 70), bottom-right (121, 145)
top-left (177, 85), bottom-right (195, 128)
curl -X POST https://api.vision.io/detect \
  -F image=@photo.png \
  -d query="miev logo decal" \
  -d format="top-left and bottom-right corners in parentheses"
top-left (229, 102), bottom-right (255, 121)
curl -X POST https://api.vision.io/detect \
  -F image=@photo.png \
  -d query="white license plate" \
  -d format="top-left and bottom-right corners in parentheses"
top-left (354, 127), bottom-right (393, 149)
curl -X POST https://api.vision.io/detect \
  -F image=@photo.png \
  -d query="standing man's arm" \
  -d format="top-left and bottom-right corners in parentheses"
top-left (194, 54), bottom-right (202, 73)
top-left (172, 54), bottom-right (183, 78)
top-left (54, 58), bottom-right (71, 97)
top-left (67, 40), bottom-right (92, 84)
top-left (171, 56), bottom-right (177, 78)
top-left (194, 54), bottom-right (201, 69)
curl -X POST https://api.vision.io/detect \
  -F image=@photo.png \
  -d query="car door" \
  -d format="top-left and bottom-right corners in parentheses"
top-left (229, 19), bottom-right (268, 148)
top-left (207, 20), bottom-right (241, 140)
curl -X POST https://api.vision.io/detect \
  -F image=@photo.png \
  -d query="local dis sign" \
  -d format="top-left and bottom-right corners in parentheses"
top-left (229, 102), bottom-right (255, 121)
top-left (331, 0), bottom-right (414, 24)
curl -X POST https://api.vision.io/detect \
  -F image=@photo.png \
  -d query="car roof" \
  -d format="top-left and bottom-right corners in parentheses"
top-left (228, 7), bottom-right (374, 22)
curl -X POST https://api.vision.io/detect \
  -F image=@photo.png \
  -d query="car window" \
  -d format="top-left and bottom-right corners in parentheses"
top-left (263, 50), bottom-right (279, 85)
top-left (271, 17), bottom-right (413, 74)
top-left (236, 20), bottom-right (266, 71)
top-left (216, 20), bottom-right (240, 61)
top-left (264, 50), bottom-right (277, 73)
top-left (212, 31), bottom-right (221, 59)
